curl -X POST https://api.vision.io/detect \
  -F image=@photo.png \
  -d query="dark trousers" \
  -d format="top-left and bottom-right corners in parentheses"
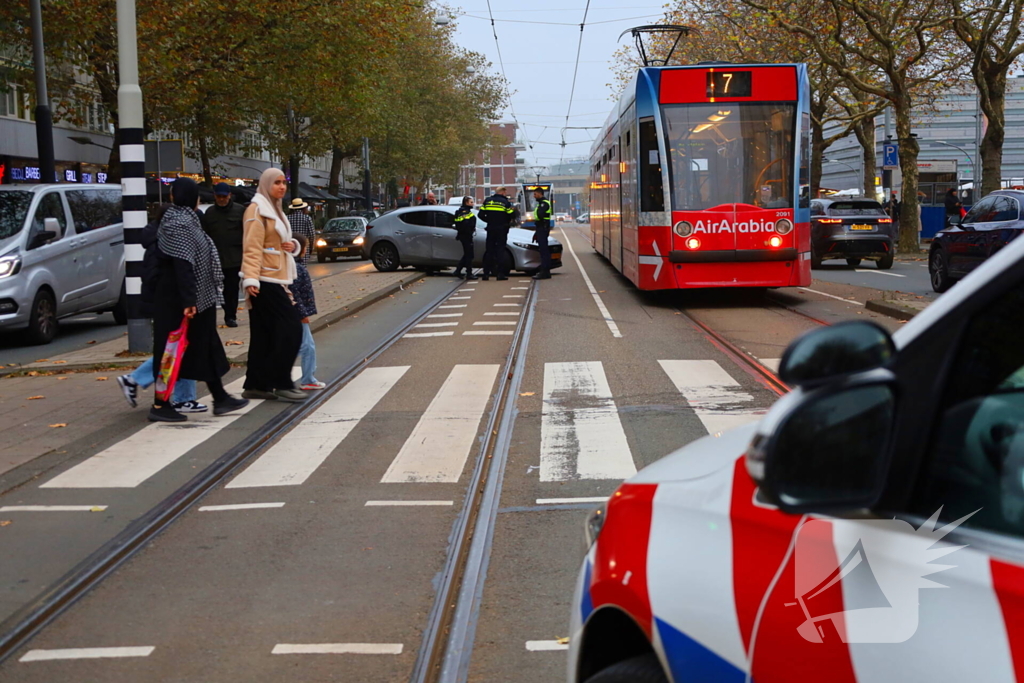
top-left (483, 228), bottom-right (509, 277)
top-left (222, 266), bottom-right (241, 322)
top-left (534, 225), bottom-right (551, 272)
top-left (244, 282), bottom-right (302, 392)
top-left (455, 238), bottom-right (474, 274)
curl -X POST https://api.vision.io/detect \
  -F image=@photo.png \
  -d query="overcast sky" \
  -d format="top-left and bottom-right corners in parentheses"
top-left (451, 0), bottom-right (669, 171)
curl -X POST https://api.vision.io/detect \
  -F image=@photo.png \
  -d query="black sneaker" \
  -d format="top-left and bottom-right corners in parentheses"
top-left (496, 276), bottom-right (509, 281)
top-left (214, 395), bottom-right (250, 416)
top-left (466, 273), bottom-right (478, 280)
top-left (242, 389), bottom-right (278, 400)
top-left (174, 400), bottom-right (209, 414)
top-left (117, 375), bottom-right (138, 408)
top-left (532, 272), bottom-right (551, 280)
top-left (148, 404), bottom-right (186, 423)
top-left (225, 319), bottom-right (239, 328)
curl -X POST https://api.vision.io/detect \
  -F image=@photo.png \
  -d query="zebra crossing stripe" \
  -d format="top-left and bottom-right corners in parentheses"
top-left (381, 365), bottom-right (500, 483)
top-left (228, 367), bottom-right (409, 488)
top-left (540, 362), bottom-right (636, 482)
top-left (658, 360), bottom-right (763, 434)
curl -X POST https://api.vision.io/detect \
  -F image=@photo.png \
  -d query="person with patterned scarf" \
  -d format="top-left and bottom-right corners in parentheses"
top-left (149, 178), bottom-right (249, 422)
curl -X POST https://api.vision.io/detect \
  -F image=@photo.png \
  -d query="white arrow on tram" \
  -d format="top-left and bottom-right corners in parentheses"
top-left (638, 240), bottom-right (664, 281)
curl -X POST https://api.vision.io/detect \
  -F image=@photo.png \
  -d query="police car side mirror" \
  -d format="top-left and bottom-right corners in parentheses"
top-left (746, 379), bottom-right (896, 513)
top-left (779, 321), bottom-right (895, 388)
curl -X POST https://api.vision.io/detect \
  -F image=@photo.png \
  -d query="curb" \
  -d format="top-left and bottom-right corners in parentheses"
top-left (866, 299), bottom-right (923, 321)
top-left (0, 271), bottom-right (425, 377)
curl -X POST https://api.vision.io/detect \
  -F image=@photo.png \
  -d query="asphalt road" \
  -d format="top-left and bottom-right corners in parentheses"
top-left (0, 228), bottom-right (901, 682)
top-left (810, 258), bottom-right (935, 298)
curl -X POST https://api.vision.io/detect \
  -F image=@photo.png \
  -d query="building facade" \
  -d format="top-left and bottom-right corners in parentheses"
top-left (457, 122), bottom-right (525, 202)
top-left (542, 159), bottom-right (589, 218)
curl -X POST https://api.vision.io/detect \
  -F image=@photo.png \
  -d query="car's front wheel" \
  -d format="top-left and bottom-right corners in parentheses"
top-left (584, 654), bottom-right (668, 683)
top-left (27, 288), bottom-right (57, 345)
top-left (930, 247), bottom-right (955, 292)
top-left (371, 242), bottom-right (400, 272)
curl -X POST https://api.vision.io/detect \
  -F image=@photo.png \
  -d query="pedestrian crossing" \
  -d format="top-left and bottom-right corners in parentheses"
top-left (38, 359), bottom-right (770, 492)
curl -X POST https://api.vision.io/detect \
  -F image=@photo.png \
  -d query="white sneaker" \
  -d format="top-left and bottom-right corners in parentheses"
top-left (174, 400), bottom-right (209, 414)
top-left (300, 380), bottom-right (327, 391)
top-left (117, 375), bottom-right (138, 408)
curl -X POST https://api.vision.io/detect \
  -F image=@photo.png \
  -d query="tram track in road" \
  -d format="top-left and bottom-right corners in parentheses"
top-left (0, 273), bottom-right (472, 666)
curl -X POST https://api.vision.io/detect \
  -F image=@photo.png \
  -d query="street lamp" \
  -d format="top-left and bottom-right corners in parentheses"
top-left (822, 157), bottom-right (862, 194)
top-left (68, 135), bottom-right (113, 151)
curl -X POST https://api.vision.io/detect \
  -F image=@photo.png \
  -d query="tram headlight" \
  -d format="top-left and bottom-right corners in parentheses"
top-left (769, 235), bottom-right (783, 248)
top-left (774, 218), bottom-right (793, 235)
top-left (685, 237), bottom-right (701, 250)
top-left (673, 220), bottom-right (693, 238)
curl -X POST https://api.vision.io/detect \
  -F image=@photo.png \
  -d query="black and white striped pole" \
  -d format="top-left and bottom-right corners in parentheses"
top-left (116, 0), bottom-right (149, 352)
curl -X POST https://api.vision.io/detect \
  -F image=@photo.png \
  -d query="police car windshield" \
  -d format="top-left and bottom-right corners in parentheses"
top-left (0, 191), bottom-right (32, 240)
top-left (663, 103), bottom-right (795, 211)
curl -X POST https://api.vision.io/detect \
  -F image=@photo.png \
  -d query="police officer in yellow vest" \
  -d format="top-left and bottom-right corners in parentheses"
top-left (478, 186), bottom-right (515, 281)
top-left (532, 189), bottom-right (553, 280)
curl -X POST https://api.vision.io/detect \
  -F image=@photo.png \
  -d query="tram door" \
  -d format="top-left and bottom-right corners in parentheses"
top-left (609, 138), bottom-right (623, 271)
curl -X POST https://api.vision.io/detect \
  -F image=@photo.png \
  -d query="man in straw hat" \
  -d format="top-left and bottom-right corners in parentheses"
top-left (288, 197), bottom-right (316, 266)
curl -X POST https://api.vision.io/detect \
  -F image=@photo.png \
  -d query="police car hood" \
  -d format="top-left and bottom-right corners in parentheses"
top-left (629, 422), bottom-right (758, 484)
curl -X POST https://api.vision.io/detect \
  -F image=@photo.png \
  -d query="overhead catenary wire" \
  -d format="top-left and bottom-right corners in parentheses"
top-left (560, 0), bottom-right (594, 166)
top-left (458, 12), bottom-right (661, 26)
top-left (481, 0), bottom-right (532, 154)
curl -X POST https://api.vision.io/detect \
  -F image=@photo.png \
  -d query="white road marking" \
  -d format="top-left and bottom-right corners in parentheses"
top-left (493, 303), bottom-right (520, 307)
top-left (473, 321), bottom-right (516, 326)
top-left (518, 279), bottom-right (531, 282)
top-left (536, 497), bottom-right (607, 505)
top-left (364, 500), bottom-right (454, 507)
top-left (404, 332), bottom-right (455, 338)
top-left (484, 312), bottom-right (519, 316)
top-left (0, 505), bottom-right (107, 512)
top-left (459, 288), bottom-right (476, 292)
top-left (439, 304), bottom-right (467, 309)
top-left (659, 360), bottom-right (764, 434)
top-left (510, 287), bottom-right (529, 290)
top-left (228, 367), bottom-right (408, 488)
top-left (502, 295), bottom-right (524, 298)
top-left (42, 378), bottom-right (258, 489)
top-left (272, 643), bottom-right (403, 655)
top-left (382, 365), bottom-right (499, 483)
top-left (541, 362), bottom-right (636, 482)
top-left (854, 268), bottom-right (905, 278)
top-left (448, 296), bottom-right (472, 300)
top-left (20, 646), bottom-right (155, 662)
top-left (463, 331), bottom-right (514, 336)
top-left (198, 503), bottom-right (285, 511)
top-left (428, 313), bottom-right (463, 318)
top-left (796, 287), bottom-right (865, 306)
top-left (560, 228), bottom-right (622, 338)
top-left (415, 322), bottom-right (459, 328)
top-left (526, 641), bottom-right (568, 652)
top-left (760, 358), bottom-right (781, 373)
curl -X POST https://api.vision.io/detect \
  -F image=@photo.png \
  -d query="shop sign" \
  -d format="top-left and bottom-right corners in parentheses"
top-left (65, 169), bottom-right (78, 182)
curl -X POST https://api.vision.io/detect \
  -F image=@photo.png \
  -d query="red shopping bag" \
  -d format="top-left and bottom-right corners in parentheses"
top-left (155, 318), bottom-right (189, 403)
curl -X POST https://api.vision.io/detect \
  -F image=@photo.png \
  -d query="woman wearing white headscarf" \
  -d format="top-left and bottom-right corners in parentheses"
top-left (240, 168), bottom-right (308, 402)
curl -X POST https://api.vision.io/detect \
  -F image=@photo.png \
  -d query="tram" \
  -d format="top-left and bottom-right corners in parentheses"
top-left (517, 183), bottom-right (554, 228)
top-left (590, 62), bottom-right (812, 290)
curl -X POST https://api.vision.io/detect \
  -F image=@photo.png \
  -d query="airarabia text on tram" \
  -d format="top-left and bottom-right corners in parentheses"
top-left (691, 219), bottom-right (780, 234)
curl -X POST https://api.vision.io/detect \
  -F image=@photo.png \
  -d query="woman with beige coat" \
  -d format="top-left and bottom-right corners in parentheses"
top-left (240, 169), bottom-right (308, 402)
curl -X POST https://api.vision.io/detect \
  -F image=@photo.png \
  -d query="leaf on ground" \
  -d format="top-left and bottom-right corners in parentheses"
top-left (34, 359), bottom-right (49, 363)
top-left (57, 376), bottom-right (68, 380)
top-left (556, 637), bottom-right (570, 644)
top-left (27, 395), bottom-right (44, 400)
top-left (519, 392), bottom-right (535, 396)
top-left (49, 423), bottom-right (67, 428)
top-left (89, 506), bottom-right (104, 512)
top-left (26, 371), bottom-right (39, 376)
top-left (225, 340), bottom-right (244, 346)
top-left (52, 360), bottom-right (67, 364)
top-left (96, 377), bottom-right (108, 381)
top-left (0, 521), bottom-right (11, 527)
top-left (87, 340), bottom-right (97, 345)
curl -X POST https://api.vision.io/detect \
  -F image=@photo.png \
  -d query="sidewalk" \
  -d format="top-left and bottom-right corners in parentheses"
top-left (1, 267), bottom-right (423, 376)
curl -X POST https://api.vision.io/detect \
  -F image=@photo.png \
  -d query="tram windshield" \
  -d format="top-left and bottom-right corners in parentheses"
top-left (663, 103), bottom-right (795, 211)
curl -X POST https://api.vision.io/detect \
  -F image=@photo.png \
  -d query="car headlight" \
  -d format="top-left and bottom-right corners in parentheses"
top-left (315, 238), bottom-right (327, 247)
top-left (0, 253), bottom-right (22, 279)
top-left (775, 218), bottom-right (794, 235)
top-left (673, 220), bottom-right (693, 237)
top-left (353, 236), bottom-right (364, 245)
top-left (512, 241), bottom-right (536, 249)
top-left (585, 502), bottom-right (608, 547)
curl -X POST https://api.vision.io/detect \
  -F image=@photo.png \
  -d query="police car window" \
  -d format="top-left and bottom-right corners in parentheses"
top-left (911, 278), bottom-right (1024, 537)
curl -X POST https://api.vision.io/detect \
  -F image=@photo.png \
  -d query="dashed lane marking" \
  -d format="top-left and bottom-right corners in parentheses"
top-left (381, 365), bottom-right (500, 483)
top-left (0, 505), bottom-right (107, 512)
top-left (272, 643), bottom-right (404, 655)
top-left (364, 500), bottom-right (454, 507)
top-left (526, 641), bottom-right (568, 652)
top-left (20, 647), bottom-right (155, 662)
top-left (198, 503), bottom-right (286, 511)
top-left (796, 287), bottom-right (865, 306)
top-left (559, 228), bottom-right (622, 338)
top-left (404, 332), bottom-right (455, 338)
top-left (227, 367), bottom-right (409, 489)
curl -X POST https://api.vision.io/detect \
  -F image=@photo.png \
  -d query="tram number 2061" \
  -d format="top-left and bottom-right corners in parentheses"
top-left (706, 71), bottom-right (752, 98)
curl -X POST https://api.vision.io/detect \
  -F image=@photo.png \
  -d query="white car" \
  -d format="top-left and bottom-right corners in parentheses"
top-left (569, 227), bottom-right (1024, 682)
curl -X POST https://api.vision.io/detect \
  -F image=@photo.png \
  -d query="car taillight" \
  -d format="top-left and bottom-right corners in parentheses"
top-left (817, 218), bottom-right (842, 224)
top-left (878, 218), bottom-right (892, 223)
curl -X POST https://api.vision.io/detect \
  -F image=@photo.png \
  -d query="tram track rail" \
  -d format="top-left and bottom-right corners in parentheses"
top-left (0, 274), bottom-right (469, 665)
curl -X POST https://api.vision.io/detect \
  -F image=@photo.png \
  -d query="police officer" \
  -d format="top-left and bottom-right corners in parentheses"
top-left (477, 186), bottom-right (515, 281)
top-left (532, 188), bottom-right (553, 280)
top-left (453, 196), bottom-right (478, 280)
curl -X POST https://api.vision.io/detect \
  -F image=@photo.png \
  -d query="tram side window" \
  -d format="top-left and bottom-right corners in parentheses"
top-left (639, 117), bottom-right (664, 212)
top-left (799, 112), bottom-right (810, 208)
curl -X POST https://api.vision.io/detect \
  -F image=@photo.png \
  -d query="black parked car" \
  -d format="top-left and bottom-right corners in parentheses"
top-left (929, 190), bottom-right (1024, 292)
top-left (810, 197), bottom-right (896, 269)
top-left (316, 216), bottom-right (368, 262)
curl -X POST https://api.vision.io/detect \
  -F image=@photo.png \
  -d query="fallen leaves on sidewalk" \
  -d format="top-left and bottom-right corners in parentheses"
top-left (96, 377), bottom-right (108, 381)
top-left (519, 392), bottom-right (535, 396)
top-left (225, 340), bottom-right (244, 346)
top-left (87, 340), bottom-right (96, 345)
top-left (53, 360), bottom-right (67, 364)
top-left (27, 395), bottom-right (44, 400)
top-left (34, 359), bottom-right (49, 363)
top-left (57, 377), bottom-right (67, 381)
top-left (49, 423), bottom-right (67, 428)
top-left (0, 521), bottom-right (11, 527)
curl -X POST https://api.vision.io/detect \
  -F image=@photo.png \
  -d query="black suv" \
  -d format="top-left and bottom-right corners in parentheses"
top-left (810, 197), bottom-right (896, 269)
top-left (929, 190), bottom-right (1024, 292)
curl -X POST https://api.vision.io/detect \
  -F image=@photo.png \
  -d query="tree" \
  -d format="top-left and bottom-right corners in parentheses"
top-left (947, 0), bottom-right (1024, 196)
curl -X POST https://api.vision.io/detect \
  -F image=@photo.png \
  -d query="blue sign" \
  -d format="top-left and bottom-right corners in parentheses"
top-left (883, 143), bottom-right (899, 168)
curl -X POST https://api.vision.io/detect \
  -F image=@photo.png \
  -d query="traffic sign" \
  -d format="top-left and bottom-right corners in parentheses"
top-left (883, 143), bottom-right (899, 170)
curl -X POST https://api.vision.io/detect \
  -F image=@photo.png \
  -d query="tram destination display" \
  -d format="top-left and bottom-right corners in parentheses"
top-left (706, 71), bottom-right (752, 98)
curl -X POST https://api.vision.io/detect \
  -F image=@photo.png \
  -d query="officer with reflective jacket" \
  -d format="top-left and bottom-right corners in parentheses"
top-left (477, 186), bottom-right (515, 281)
top-left (452, 196), bottom-right (478, 280)
top-left (532, 188), bottom-right (553, 280)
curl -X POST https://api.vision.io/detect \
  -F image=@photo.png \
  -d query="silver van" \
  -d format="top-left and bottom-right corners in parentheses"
top-left (0, 184), bottom-right (126, 344)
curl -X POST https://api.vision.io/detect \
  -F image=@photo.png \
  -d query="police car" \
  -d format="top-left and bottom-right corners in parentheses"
top-left (569, 228), bottom-right (1024, 682)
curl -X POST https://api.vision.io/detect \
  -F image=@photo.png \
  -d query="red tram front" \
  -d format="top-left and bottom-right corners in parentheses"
top-left (590, 63), bottom-right (812, 290)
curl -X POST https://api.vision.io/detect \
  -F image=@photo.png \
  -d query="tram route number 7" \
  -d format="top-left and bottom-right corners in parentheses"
top-left (706, 71), bottom-right (752, 98)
